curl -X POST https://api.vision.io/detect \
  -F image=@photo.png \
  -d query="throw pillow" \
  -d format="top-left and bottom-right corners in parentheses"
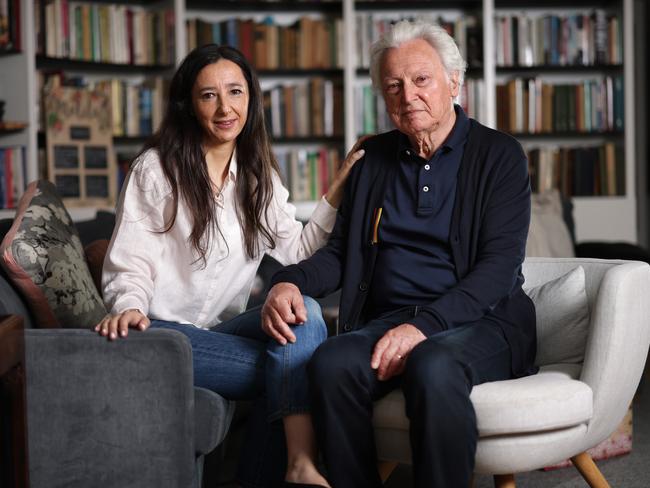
top-left (0, 180), bottom-right (107, 328)
top-left (524, 266), bottom-right (590, 366)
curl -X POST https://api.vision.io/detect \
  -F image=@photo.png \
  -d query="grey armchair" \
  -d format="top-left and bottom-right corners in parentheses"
top-left (3, 315), bottom-right (234, 488)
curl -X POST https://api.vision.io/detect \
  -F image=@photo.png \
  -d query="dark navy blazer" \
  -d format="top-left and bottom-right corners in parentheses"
top-left (272, 120), bottom-right (537, 377)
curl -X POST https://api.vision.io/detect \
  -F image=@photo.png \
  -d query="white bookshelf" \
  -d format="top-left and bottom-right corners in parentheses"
top-left (0, 0), bottom-right (639, 243)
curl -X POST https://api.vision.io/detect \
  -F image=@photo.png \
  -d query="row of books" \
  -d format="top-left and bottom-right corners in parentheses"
top-left (36, 73), bottom-right (168, 139)
top-left (36, 0), bottom-right (175, 66)
top-left (457, 79), bottom-right (486, 125)
top-left (107, 78), bottom-right (168, 138)
top-left (0, 0), bottom-right (20, 51)
top-left (264, 79), bottom-right (343, 139)
top-left (355, 79), bottom-right (485, 136)
top-left (496, 11), bottom-right (621, 67)
top-left (528, 143), bottom-right (624, 197)
top-left (276, 148), bottom-right (342, 202)
top-left (186, 16), bottom-right (344, 70)
top-left (496, 76), bottom-right (623, 135)
top-left (356, 14), bottom-right (482, 70)
top-left (0, 146), bottom-right (27, 209)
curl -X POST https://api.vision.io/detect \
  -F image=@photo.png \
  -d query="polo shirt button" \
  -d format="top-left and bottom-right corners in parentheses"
top-left (359, 281), bottom-right (368, 291)
top-left (343, 323), bottom-right (352, 332)
top-left (424, 164), bottom-right (430, 170)
top-left (423, 186), bottom-right (429, 192)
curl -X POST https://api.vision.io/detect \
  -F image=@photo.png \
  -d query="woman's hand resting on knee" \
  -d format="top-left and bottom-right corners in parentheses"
top-left (94, 309), bottom-right (150, 340)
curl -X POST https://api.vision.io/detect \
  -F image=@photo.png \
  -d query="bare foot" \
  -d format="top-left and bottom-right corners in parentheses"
top-left (285, 462), bottom-right (331, 487)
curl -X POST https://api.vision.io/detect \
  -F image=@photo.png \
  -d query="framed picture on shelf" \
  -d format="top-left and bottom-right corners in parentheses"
top-left (44, 79), bottom-right (117, 207)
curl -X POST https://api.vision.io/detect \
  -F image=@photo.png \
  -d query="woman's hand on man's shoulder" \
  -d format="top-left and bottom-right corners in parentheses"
top-left (324, 135), bottom-right (372, 208)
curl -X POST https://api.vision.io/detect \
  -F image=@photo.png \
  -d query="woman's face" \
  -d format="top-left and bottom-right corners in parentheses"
top-left (191, 59), bottom-right (250, 149)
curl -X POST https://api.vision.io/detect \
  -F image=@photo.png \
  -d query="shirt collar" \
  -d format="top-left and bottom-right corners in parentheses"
top-left (444, 104), bottom-right (470, 152)
top-left (398, 104), bottom-right (470, 162)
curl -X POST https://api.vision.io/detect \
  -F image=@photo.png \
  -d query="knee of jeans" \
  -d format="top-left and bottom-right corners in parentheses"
top-left (298, 296), bottom-right (327, 336)
top-left (302, 296), bottom-right (322, 322)
top-left (308, 338), bottom-right (360, 388)
top-left (405, 342), bottom-right (468, 394)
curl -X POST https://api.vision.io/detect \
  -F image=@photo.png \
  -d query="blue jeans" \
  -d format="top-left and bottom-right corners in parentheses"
top-left (150, 296), bottom-right (327, 487)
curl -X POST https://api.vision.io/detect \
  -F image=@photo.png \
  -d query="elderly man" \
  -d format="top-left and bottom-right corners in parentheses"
top-left (261, 20), bottom-right (536, 488)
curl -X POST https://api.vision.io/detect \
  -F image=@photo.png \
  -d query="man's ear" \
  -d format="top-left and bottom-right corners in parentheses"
top-left (449, 71), bottom-right (460, 97)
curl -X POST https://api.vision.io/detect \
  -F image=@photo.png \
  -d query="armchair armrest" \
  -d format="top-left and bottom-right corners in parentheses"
top-left (580, 261), bottom-right (650, 447)
top-left (25, 328), bottom-right (198, 488)
top-left (194, 386), bottom-right (234, 455)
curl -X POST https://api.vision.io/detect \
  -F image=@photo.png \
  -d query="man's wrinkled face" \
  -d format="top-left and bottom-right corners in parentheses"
top-left (380, 39), bottom-right (458, 137)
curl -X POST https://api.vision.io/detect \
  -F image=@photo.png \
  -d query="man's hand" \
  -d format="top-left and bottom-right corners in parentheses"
top-left (371, 323), bottom-right (426, 381)
top-left (261, 282), bottom-right (307, 345)
top-left (94, 309), bottom-right (150, 340)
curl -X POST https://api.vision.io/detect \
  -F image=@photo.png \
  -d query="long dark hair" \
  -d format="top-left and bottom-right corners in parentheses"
top-left (141, 44), bottom-right (279, 264)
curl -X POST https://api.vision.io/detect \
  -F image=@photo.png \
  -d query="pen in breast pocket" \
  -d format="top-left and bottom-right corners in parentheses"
top-left (371, 207), bottom-right (382, 244)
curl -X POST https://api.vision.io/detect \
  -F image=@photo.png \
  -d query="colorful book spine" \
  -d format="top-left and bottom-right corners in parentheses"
top-left (39, 1), bottom-right (174, 65)
top-left (186, 16), bottom-right (342, 70)
top-left (0, 146), bottom-right (27, 209)
top-left (496, 10), bottom-right (622, 67)
top-left (497, 77), bottom-right (622, 134)
top-left (527, 143), bottom-right (624, 197)
top-left (275, 148), bottom-right (342, 202)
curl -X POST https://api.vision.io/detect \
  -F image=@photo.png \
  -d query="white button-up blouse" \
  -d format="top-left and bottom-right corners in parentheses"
top-left (102, 149), bottom-right (336, 329)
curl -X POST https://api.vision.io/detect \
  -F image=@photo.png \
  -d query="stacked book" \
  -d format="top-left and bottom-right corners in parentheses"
top-left (356, 13), bottom-right (482, 69)
top-left (495, 10), bottom-right (621, 67)
top-left (276, 148), bottom-right (342, 202)
top-left (186, 16), bottom-right (344, 70)
top-left (496, 76), bottom-right (623, 134)
top-left (264, 79), bottom-right (343, 138)
top-left (0, 146), bottom-right (27, 209)
top-left (37, 0), bottom-right (175, 66)
top-left (528, 143), bottom-right (624, 197)
top-left (355, 84), bottom-right (391, 136)
top-left (106, 78), bottom-right (169, 138)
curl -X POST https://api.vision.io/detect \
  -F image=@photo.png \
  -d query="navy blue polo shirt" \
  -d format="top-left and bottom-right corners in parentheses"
top-left (366, 105), bottom-right (470, 332)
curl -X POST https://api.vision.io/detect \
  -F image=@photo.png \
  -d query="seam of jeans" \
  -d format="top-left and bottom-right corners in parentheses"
top-left (281, 333), bottom-right (291, 419)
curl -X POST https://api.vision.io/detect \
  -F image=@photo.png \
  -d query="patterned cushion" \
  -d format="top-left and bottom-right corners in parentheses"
top-left (0, 180), bottom-right (106, 328)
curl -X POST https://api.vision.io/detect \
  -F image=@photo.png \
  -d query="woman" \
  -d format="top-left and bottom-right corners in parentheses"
top-left (95, 44), bottom-right (363, 488)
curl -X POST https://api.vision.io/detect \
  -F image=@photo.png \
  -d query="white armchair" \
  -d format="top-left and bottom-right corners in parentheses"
top-left (373, 258), bottom-right (650, 487)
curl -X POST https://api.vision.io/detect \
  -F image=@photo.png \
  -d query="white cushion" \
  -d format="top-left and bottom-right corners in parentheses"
top-left (524, 266), bottom-right (590, 365)
top-left (373, 364), bottom-right (593, 437)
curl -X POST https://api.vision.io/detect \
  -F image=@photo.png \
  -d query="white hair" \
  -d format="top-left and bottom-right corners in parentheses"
top-left (369, 20), bottom-right (468, 92)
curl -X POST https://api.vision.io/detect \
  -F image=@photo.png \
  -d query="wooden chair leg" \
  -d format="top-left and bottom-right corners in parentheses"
top-left (378, 461), bottom-right (398, 483)
top-left (493, 473), bottom-right (516, 488)
top-left (570, 452), bottom-right (611, 488)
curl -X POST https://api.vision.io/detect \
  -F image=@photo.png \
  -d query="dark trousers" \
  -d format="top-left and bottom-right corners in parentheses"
top-left (307, 308), bottom-right (513, 488)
